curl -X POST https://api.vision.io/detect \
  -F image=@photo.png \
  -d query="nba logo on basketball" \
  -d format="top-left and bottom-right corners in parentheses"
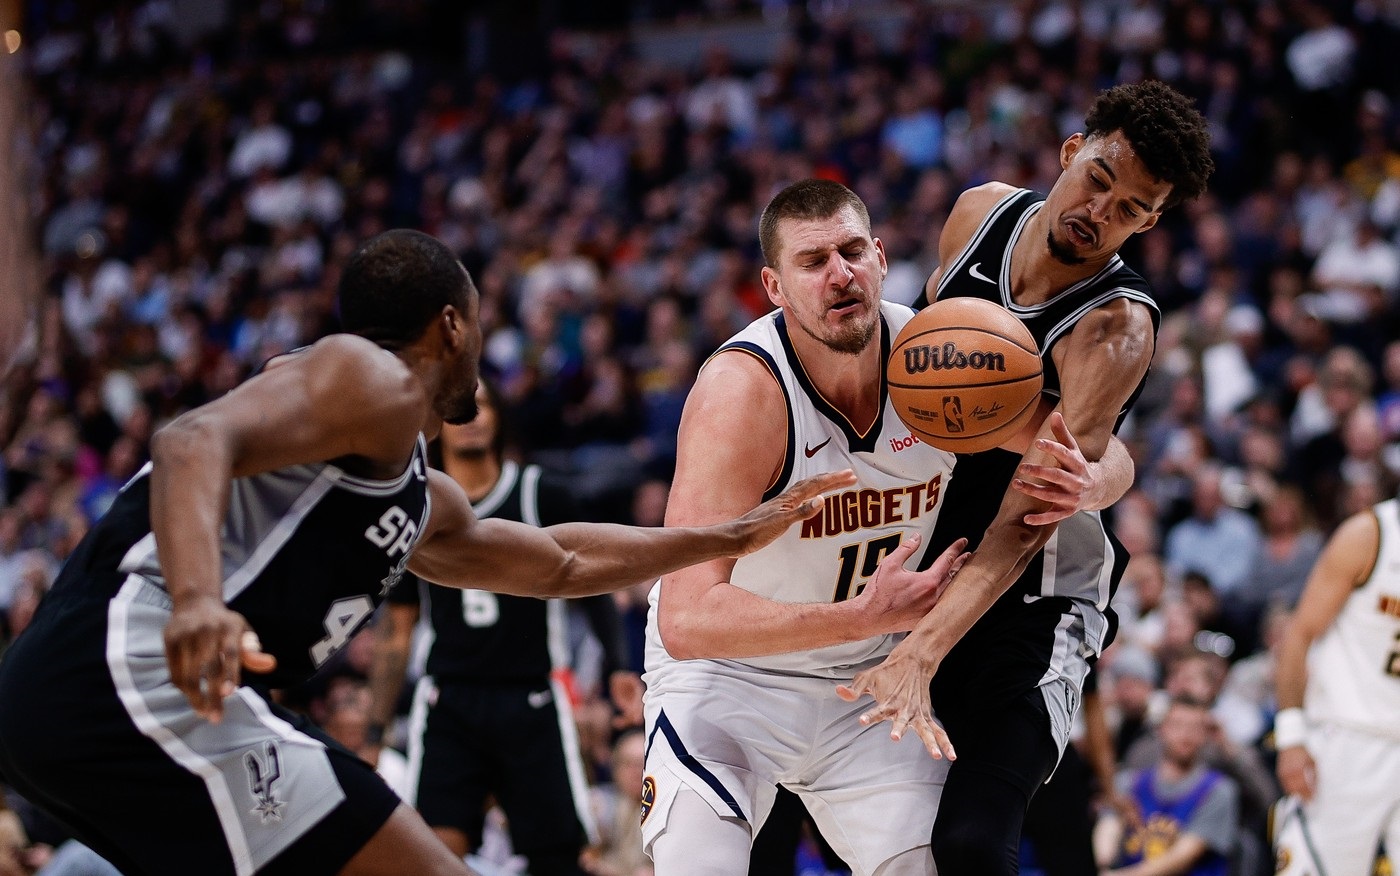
top-left (942, 396), bottom-right (964, 432)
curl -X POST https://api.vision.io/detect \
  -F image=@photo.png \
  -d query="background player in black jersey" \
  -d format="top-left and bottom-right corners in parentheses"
top-left (838, 82), bottom-right (1215, 876)
top-left (0, 228), bottom-right (849, 876)
top-left (369, 375), bottom-right (638, 874)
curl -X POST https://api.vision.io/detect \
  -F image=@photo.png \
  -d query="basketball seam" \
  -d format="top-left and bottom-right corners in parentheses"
top-left (888, 372), bottom-right (1043, 391)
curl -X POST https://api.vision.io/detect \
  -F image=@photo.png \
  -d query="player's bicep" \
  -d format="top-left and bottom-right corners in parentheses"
top-left (1049, 302), bottom-right (1155, 459)
top-left (661, 354), bottom-right (786, 597)
top-left (165, 338), bottom-right (417, 477)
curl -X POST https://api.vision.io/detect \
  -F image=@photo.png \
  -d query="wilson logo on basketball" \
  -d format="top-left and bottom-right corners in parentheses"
top-left (903, 343), bottom-right (1006, 374)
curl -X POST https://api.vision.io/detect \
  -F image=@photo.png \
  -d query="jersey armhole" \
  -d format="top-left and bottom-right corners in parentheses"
top-left (711, 343), bottom-right (793, 500)
top-left (1357, 508), bottom-right (1383, 588)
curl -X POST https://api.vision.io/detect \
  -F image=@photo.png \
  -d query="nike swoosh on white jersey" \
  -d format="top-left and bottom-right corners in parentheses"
top-left (968, 262), bottom-right (997, 284)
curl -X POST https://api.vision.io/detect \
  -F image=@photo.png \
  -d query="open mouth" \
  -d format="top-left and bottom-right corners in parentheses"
top-left (1065, 218), bottom-right (1095, 247)
top-left (829, 296), bottom-right (863, 316)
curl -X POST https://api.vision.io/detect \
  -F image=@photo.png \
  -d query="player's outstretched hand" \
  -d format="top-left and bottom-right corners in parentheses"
top-left (1013, 411), bottom-right (1098, 525)
top-left (1276, 745), bottom-right (1317, 801)
top-left (855, 535), bottom-right (970, 635)
top-left (728, 469), bottom-right (857, 556)
top-left (164, 597), bottom-right (277, 723)
top-left (835, 644), bottom-right (956, 761)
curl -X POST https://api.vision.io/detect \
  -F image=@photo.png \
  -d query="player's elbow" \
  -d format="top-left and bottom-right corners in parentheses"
top-left (984, 517), bottom-right (1049, 574)
top-left (151, 414), bottom-right (226, 470)
top-left (657, 607), bottom-right (708, 660)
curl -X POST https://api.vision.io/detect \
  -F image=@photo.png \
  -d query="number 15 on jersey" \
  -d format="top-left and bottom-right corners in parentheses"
top-left (833, 532), bottom-right (904, 602)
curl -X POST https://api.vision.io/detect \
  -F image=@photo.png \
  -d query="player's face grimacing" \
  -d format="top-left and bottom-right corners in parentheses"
top-left (763, 206), bottom-right (889, 355)
top-left (1044, 130), bottom-right (1172, 266)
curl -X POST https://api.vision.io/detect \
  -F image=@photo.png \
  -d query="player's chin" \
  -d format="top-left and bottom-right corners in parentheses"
top-left (442, 399), bottom-right (480, 426)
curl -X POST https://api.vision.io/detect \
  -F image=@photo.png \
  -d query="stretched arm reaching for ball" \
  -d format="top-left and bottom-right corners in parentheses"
top-left (839, 298), bottom-right (1154, 758)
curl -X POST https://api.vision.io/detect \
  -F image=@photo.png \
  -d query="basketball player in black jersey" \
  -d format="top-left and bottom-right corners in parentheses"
top-left (369, 376), bottom-right (635, 874)
top-left (0, 229), bottom-right (850, 876)
top-left (839, 82), bottom-right (1214, 875)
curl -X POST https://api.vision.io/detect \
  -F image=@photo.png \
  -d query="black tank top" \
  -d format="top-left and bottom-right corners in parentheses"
top-left (923, 188), bottom-right (1158, 608)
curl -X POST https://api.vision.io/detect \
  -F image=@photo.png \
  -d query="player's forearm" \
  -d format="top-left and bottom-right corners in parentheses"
top-left (149, 415), bottom-right (233, 608)
top-left (661, 582), bottom-right (871, 660)
top-left (899, 516), bottom-right (1050, 663)
top-left (539, 521), bottom-right (743, 598)
top-left (1273, 624), bottom-right (1311, 712)
top-left (1087, 437), bottom-right (1134, 510)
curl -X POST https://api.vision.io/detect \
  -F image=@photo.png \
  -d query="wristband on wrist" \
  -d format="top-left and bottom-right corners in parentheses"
top-left (364, 723), bottom-right (385, 747)
top-left (1273, 707), bottom-right (1307, 750)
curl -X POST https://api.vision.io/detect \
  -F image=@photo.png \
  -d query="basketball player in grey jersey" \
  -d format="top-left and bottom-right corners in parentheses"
top-left (840, 82), bottom-right (1214, 875)
top-left (0, 229), bottom-right (848, 876)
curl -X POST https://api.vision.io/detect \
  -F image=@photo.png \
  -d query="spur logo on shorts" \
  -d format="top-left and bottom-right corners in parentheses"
top-left (639, 775), bottom-right (657, 826)
top-left (244, 741), bottom-right (286, 824)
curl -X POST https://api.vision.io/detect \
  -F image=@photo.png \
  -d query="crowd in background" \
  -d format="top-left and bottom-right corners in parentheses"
top-left (3, 0), bottom-right (1400, 873)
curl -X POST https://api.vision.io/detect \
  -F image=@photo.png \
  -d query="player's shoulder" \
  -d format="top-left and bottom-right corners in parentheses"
top-left (942, 183), bottom-right (1021, 255)
top-left (950, 182), bottom-right (1021, 221)
top-left (689, 350), bottom-right (785, 439)
top-left (292, 334), bottom-right (423, 415)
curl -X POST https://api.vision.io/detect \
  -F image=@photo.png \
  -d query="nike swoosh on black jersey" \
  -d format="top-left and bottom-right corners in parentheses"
top-left (968, 262), bottom-right (997, 284)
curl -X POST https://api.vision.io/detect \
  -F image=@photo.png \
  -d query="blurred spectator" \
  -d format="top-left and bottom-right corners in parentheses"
top-left (581, 729), bottom-right (652, 876)
top-left (1099, 697), bottom-right (1240, 876)
top-left (1163, 463), bottom-right (1261, 598)
top-left (1240, 484), bottom-right (1323, 615)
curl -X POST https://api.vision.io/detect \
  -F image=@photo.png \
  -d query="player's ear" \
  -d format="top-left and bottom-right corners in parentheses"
top-left (874, 238), bottom-right (888, 277)
top-left (437, 305), bottom-right (465, 353)
top-left (761, 265), bottom-right (785, 309)
top-left (1060, 133), bottom-right (1085, 170)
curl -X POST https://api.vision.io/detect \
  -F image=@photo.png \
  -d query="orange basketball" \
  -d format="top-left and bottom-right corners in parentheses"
top-left (887, 297), bottom-right (1043, 453)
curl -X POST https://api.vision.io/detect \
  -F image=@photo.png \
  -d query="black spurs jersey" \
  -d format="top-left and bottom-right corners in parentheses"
top-left (51, 438), bottom-right (432, 687)
top-left (926, 188), bottom-right (1158, 643)
top-left (390, 460), bottom-right (624, 684)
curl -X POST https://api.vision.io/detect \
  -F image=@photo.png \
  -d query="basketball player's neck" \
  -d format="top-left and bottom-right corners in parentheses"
top-left (445, 451), bottom-right (501, 503)
top-left (1010, 213), bottom-right (1115, 305)
top-left (789, 328), bottom-right (883, 433)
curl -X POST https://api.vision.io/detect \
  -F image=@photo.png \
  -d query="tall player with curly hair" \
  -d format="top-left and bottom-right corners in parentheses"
top-left (839, 81), bottom-right (1214, 875)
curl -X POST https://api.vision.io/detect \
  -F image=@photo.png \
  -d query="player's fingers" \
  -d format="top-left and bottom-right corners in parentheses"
top-left (879, 533), bottom-right (923, 570)
top-left (167, 641), bottom-right (200, 711)
top-left (924, 537), bottom-right (967, 577)
top-left (834, 683), bottom-right (860, 702)
top-left (947, 550), bottom-right (971, 579)
top-left (1022, 508), bottom-right (1075, 526)
top-left (784, 469), bottom-right (857, 504)
top-left (1048, 411), bottom-right (1078, 452)
top-left (912, 720), bottom-right (947, 760)
top-left (1015, 463), bottom-right (1080, 490)
top-left (239, 629), bottom-right (277, 674)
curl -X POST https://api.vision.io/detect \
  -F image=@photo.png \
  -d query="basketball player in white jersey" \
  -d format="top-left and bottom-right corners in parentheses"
top-left (1272, 497), bottom-right (1400, 875)
top-left (642, 180), bottom-right (1135, 874)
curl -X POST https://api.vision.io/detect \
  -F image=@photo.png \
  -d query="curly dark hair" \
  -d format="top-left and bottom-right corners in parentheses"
top-left (1084, 81), bottom-right (1214, 209)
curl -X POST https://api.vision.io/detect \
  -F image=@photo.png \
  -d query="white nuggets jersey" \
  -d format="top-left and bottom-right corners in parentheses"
top-left (647, 301), bottom-right (956, 679)
top-left (1306, 498), bottom-right (1400, 738)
